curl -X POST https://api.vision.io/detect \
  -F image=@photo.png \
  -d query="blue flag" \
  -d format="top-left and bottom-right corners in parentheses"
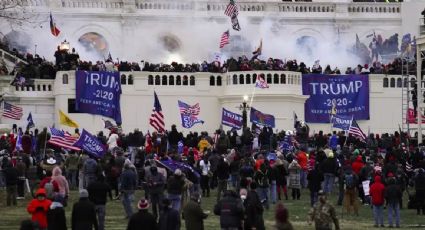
top-left (331, 114), bottom-right (352, 130)
top-left (250, 107), bottom-right (275, 128)
top-left (73, 129), bottom-right (106, 158)
top-left (177, 140), bottom-right (184, 154)
top-left (159, 159), bottom-right (200, 179)
top-left (221, 108), bottom-right (242, 130)
top-left (27, 112), bottom-right (35, 129)
top-left (178, 100), bottom-right (204, 129)
top-left (75, 71), bottom-right (122, 124)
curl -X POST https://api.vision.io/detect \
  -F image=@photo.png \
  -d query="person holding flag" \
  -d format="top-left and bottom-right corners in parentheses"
top-left (27, 113), bottom-right (35, 130)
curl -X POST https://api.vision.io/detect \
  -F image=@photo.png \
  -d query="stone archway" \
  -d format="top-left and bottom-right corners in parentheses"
top-left (78, 32), bottom-right (109, 59)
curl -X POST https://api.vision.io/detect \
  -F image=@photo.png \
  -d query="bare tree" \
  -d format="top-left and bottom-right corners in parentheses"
top-left (0, 1), bottom-right (44, 27)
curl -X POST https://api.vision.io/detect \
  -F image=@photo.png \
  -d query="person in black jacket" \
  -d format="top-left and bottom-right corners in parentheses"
top-left (214, 190), bottom-right (244, 230)
top-left (71, 189), bottom-right (98, 230)
top-left (47, 195), bottom-right (67, 230)
top-left (127, 199), bottom-right (158, 230)
top-left (87, 174), bottom-right (112, 230)
top-left (274, 159), bottom-right (288, 201)
top-left (158, 198), bottom-right (180, 230)
top-left (307, 164), bottom-right (324, 207)
top-left (216, 157), bottom-right (230, 202)
top-left (243, 182), bottom-right (265, 230)
top-left (167, 169), bottom-right (185, 211)
top-left (414, 168), bottom-right (425, 215)
top-left (320, 151), bottom-right (337, 195)
top-left (385, 177), bottom-right (401, 228)
top-left (3, 161), bottom-right (18, 206)
top-left (121, 163), bottom-right (137, 219)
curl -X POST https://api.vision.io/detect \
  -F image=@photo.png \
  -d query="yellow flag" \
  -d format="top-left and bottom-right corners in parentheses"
top-left (59, 110), bottom-right (79, 128)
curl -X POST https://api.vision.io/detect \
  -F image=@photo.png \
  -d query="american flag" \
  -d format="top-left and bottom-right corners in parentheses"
top-left (179, 101), bottom-right (200, 116)
top-left (348, 119), bottom-right (366, 142)
top-left (219, 30), bottom-right (230, 49)
top-left (224, 0), bottom-right (238, 17)
top-left (255, 74), bottom-right (269, 89)
top-left (149, 91), bottom-right (165, 133)
top-left (2, 101), bottom-right (23, 120)
top-left (48, 127), bottom-right (81, 151)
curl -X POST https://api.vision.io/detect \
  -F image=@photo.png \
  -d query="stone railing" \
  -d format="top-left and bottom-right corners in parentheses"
top-left (60, 0), bottom-right (123, 9)
top-left (278, 2), bottom-right (336, 13)
top-left (136, 1), bottom-right (194, 10)
top-left (347, 2), bottom-right (400, 14)
top-left (14, 79), bottom-right (54, 92)
top-left (226, 71), bottom-right (301, 86)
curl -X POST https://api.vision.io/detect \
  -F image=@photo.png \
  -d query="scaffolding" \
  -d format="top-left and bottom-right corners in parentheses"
top-left (401, 54), bottom-right (414, 135)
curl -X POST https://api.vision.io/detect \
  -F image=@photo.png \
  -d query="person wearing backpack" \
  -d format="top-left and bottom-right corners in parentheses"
top-left (243, 182), bottom-right (265, 230)
top-left (39, 171), bottom-right (59, 201)
top-left (343, 168), bottom-right (359, 216)
top-left (254, 163), bottom-right (270, 209)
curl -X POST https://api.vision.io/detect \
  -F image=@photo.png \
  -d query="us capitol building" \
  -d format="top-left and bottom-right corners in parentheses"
top-left (0, 0), bottom-right (424, 135)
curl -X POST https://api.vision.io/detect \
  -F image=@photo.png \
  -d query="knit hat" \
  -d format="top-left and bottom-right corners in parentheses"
top-left (138, 199), bottom-right (150, 210)
top-left (79, 189), bottom-right (89, 198)
top-left (174, 169), bottom-right (182, 176)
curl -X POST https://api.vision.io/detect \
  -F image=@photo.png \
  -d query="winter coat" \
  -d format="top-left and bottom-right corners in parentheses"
top-left (384, 178), bottom-right (402, 205)
top-left (3, 164), bottom-right (18, 186)
top-left (274, 164), bottom-right (287, 186)
top-left (288, 161), bottom-right (301, 189)
top-left (214, 193), bottom-right (244, 229)
top-left (83, 158), bottom-right (98, 176)
top-left (158, 207), bottom-right (180, 230)
top-left (297, 152), bottom-right (308, 171)
top-left (22, 134), bottom-right (32, 154)
top-left (52, 167), bottom-right (69, 197)
top-left (183, 200), bottom-right (208, 230)
top-left (351, 156), bottom-right (364, 175)
top-left (87, 180), bottom-right (112, 205)
top-left (120, 168), bottom-right (137, 192)
top-left (370, 176), bottom-right (385, 206)
top-left (147, 171), bottom-right (165, 194)
top-left (307, 168), bottom-right (324, 192)
top-left (244, 190), bottom-right (265, 230)
top-left (167, 174), bottom-right (185, 195)
top-left (320, 157), bottom-right (338, 175)
top-left (47, 202), bottom-right (67, 230)
top-left (216, 160), bottom-right (230, 180)
top-left (27, 189), bottom-right (52, 229)
top-left (127, 210), bottom-right (158, 230)
top-left (71, 198), bottom-right (98, 230)
top-left (65, 154), bottom-right (79, 171)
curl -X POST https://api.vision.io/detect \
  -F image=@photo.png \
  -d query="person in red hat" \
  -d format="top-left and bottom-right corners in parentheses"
top-left (27, 188), bottom-right (52, 230)
top-left (127, 199), bottom-right (158, 230)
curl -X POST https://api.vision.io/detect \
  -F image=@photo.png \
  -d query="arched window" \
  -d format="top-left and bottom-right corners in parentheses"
top-left (155, 75), bottom-right (160, 85)
top-left (48, 85), bottom-right (52, 91)
top-left (128, 75), bottom-right (134, 85)
top-left (396, 78), bottom-right (402, 88)
top-left (246, 74), bottom-right (251, 84)
top-left (176, 75), bottom-right (181, 85)
top-left (239, 75), bottom-right (244, 84)
top-left (190, 76), bottom-right (195, 85)
top-left (183, 75), bottom-right (188, 85)
top-left (162, 75), bottom-right (168, 85)
top-left (266, 74), bottom-right (272, 84)
top-left (121, 75), bottom-right (127, 85)
top-left (210, 76), bottom-right (215, 86)
top-left (148, 75), bottom-right (154, 85)
top-left (169, 75), bottom-right (174, 85)
top-left (280, 74), bottom-right (286, 84)
top-left (62, 74), bottom-right (68, 84)
top-left (273, 74), bottom-right (279, 84)
top-left (390, 78), bottom-right (395, 88)
top-left (217, 76), bottom-right (222, 86)
top-left (233, 75), bottom-right (237, 85)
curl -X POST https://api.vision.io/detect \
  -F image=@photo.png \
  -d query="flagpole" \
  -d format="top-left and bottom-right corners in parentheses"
top-left (249, 86), bottom-right (256, 108)
top-left (344, 115), bottom-right (354, 147)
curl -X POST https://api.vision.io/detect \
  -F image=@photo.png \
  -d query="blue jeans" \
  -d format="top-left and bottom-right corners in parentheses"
top-left (300, 170), bottom-right (307, 188)
top-left (373, 205), bottom-right (384, 226)
top-left (387, 202), bottom-right (400, 227)
top-left (230, 174), bottom-right (239, 189)
top-left (257, 187), bottom-right (269, 209)
top-left (270, 180), bottom-right (277, 204)
top-left (323, 173), bottom-right (335, 194)
top-left (128, 146), bottom-right (136, 164)
top-left (168, 194), bottom-right (182, 211)
top-left (121, 191), bottom-right (134, 218)
top-left (95, 205), bottom-right (106, 230)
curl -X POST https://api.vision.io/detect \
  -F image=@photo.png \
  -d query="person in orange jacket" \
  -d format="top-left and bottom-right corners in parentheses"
top-left (27, 188), bottom-right (52, 230)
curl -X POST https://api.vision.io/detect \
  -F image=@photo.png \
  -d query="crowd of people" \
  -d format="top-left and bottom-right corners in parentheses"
top-left (1, 122), bottom-right (425, 229)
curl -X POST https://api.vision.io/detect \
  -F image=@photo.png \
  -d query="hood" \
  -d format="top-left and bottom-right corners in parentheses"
top-left (356, 156), bottom-right (363, 162)
top-left (35, 188), bottom-right (46, 197)
top-left (52, 166), bottom-right (62, 176)
top-left (50, 201), bottom-right (63, 209)
top-left (353, 149), bottom-right (360, 156)
top-left (374, 175), bottom-right (381, 183)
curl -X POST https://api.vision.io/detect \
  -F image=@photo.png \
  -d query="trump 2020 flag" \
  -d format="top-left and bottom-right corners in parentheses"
top-left (250, 107), bottom-right (275, 128)
top-left (73, 129), bottom-right (106, 158)
top-left (178, 100), bottom-right (204, 129)
top-left (27, 112), bottom-right (35, 129)
top-left (221, 108), bottom-right (242, 130)
top-left (331, 114), bottom-right (352, 130)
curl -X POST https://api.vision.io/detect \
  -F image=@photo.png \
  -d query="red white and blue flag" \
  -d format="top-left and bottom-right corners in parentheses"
top-left (48, 127), bottom-right (80, 151)
top-left (220, 30), bottom-right (230, 49)
top-left (1, 101), bottom-right (23, 120)
top-left (255, 74), bottom-right (269, 89)
top-left (224, 0), bottom-right (238, 17)
top-left (348, 119), bottom-right (367, 142)
top-left (149, 91), bottom-right (165, 133)
top-left (178, 100), bottom-right (204, 128)
top-left (50, 13), bottom-right (60, 37)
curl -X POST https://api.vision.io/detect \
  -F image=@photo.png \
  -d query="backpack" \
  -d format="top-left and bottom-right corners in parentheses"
top-left (257, 171), bottom-right (269, 187)
top-left (345, 174), bottom-right (355, 189)
top-left (44, 178), bottom-right (55, 200)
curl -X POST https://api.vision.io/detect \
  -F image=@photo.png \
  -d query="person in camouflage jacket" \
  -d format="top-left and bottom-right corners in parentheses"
top-left (308, 190), bottom-right (340, 230)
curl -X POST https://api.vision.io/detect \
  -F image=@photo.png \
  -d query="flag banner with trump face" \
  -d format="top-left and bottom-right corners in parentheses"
top-left (250, 107), bottom-right (275, 128)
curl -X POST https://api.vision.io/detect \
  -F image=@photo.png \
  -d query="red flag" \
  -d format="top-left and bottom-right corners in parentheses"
top-left (50, 13), bottom-right (60, 37)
